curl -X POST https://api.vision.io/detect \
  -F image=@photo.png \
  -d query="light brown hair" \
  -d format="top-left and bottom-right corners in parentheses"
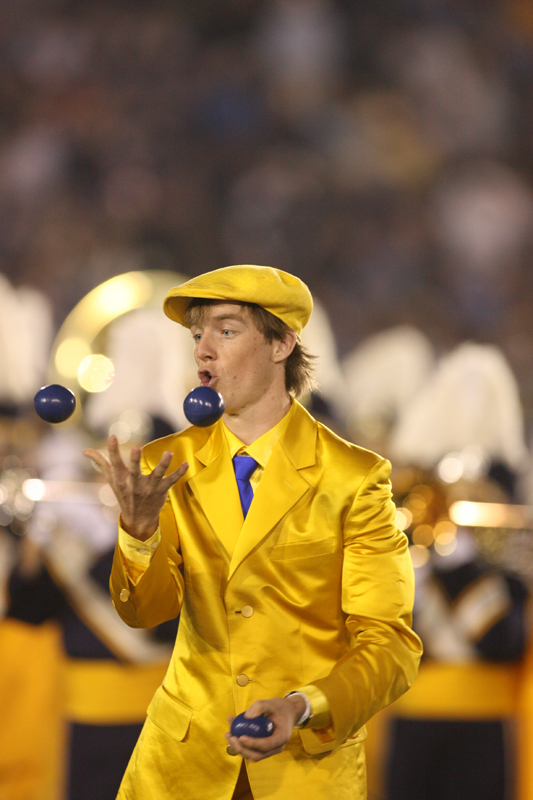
top-left (184, 299), bottom-right (317, 398)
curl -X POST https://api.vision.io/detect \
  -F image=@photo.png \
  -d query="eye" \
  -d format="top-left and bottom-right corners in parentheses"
top-left (192, 332), bottom-right (202, 342)
top-left (222, 329), bottom-right (233, 337)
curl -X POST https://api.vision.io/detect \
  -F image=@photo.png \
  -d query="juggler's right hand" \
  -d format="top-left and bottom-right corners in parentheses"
top-left (83, 435), bottom-right (188, 541)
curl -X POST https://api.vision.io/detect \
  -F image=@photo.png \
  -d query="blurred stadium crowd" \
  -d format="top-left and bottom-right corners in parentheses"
top-left (2, 1), bottom-right (533, 799)
top-left (1, 0), bottom-right (533, 418)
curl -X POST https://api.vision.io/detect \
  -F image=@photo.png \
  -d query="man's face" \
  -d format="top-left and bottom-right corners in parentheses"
top-left (190, 303), bottom-right (282, 415)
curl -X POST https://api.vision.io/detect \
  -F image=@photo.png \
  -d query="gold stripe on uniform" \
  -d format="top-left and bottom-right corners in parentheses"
top-left (65, 659), bottom-right (168, 724)
top-left (391, 661), bottom-right (520, 719)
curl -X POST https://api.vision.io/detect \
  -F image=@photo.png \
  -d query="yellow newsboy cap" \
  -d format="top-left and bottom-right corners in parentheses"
top-left (163, 265), bottom-right (313, 335)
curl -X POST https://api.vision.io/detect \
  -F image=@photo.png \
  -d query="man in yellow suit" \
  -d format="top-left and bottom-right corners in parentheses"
top-left (85, 265), bottom-right (422, 800)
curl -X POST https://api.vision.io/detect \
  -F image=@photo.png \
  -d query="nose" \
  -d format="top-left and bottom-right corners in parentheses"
top-left (195, 333), bottom-right (215, 362)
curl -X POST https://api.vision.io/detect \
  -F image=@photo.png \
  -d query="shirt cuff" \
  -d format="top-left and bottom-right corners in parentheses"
top-left (285, 691), bottom-right (312, 726)
top-left (118, 524), bottom-right (161, 583)
top-left (291, 684), bottom-right (332, 730)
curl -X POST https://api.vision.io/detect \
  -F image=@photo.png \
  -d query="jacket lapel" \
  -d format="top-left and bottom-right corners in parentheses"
top-left (228, 403), bottom-right (318, 580)
top-left (186, 423), bottom-right (243, 558)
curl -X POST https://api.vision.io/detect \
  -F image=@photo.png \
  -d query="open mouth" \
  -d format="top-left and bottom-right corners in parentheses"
top-left (198, 370), bottom-right (217, 387)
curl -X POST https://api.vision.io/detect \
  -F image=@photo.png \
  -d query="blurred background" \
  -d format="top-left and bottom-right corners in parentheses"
top-left (2, 0), bottom-right (533, 798)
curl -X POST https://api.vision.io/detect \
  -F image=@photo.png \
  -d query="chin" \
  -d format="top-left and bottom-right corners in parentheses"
top-left (222, 400), bottom-right (243, 416)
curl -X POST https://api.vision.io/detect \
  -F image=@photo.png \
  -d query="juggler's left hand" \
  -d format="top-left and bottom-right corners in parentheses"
top-left (225, 695), bottom-right (307, 761)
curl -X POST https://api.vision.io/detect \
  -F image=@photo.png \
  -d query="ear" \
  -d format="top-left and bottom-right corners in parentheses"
top-left (271, 331), bottom-right (297, 364)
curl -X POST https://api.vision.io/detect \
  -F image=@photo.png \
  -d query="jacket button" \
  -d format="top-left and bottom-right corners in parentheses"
top-left (241, 605), bottom-right (254, 618)
top-left (119, 588), bottom-right (130, 602)
top-left (236, 674), bottom-right (249, 686)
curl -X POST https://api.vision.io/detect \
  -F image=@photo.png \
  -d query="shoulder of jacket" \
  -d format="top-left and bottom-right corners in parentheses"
top-left (316, 420), bottom-right (387, 471)
top-left (142, 425), bottom-right (210, 461)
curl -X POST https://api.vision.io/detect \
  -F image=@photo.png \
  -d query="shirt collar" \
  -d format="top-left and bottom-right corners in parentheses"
top-left (223, 400), bottom-right (295, 468)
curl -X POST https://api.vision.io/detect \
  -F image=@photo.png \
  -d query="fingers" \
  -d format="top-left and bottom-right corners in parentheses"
top-left (85, 436), bottom-right (129, 479)
top-left (242, 700), bottom-right (266, 718)
top-left (148, 450), bottom-right (175, 481)
top-left (160, 461), bottom-right (189, 491)
top-left (108, 435), bottom-right (129, 469)
top-left (83, 447), bottom-right (111, 478)
top-left (104, 437), bottom-right (141, 489)
top-left (84, 439), bottom-right (188, 536)
top-left (85, 439), bottom-right (187, 486)
top-left (83, 438), bottom-right (188, 542)
top-left (83, 447), bottom-right (103, 465)
top-left (224, 733), bottom-right (285, 762)
top-left (225, 697), bottom-right (297, 761)
top-left (128, 444), bottom-right (142, 471)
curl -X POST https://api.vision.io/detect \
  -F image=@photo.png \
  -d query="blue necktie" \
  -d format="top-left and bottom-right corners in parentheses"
top-left (232, 455), bottom-right (258, 518)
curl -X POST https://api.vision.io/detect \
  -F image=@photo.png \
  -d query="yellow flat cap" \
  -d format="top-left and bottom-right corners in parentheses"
top-left (163, 265), bottom-right (313, 335)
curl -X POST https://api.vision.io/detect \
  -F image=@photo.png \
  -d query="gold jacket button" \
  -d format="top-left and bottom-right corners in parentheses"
top-left (236, 674), bottom-right (249, 687)
top-left (226, 744), bottom-right (239, 756)
top-left (241, 605), bottom-right (254, 618)
top-left (119, 588), bottom-right (130, 602)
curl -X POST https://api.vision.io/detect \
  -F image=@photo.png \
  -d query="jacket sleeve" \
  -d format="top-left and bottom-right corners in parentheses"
top-left (109, 452), bottom-right (185, 629)
top-left (311, 458), bottom-right (423, 749)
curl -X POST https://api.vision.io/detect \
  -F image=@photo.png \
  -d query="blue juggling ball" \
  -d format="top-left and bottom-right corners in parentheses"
top-left (183, 386), bottom-right (225, 427)
top-left (34, 384), bottom-right (76, 423)
top-left (230, 713), bottom-right (274, 739)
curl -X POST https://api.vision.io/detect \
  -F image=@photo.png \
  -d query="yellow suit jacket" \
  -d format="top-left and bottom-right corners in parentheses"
top-left (110, 401), bottom-right (422, 800)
